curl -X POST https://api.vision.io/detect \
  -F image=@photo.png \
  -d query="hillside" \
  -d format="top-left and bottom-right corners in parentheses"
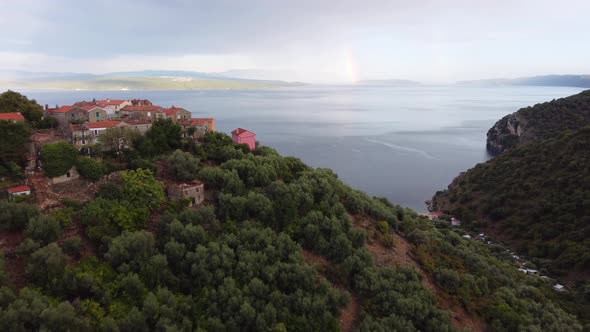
top-left (433, 127), bottom-right (590, 280)
top-left (486, 89), bottom-right (590, 155)
top-left (0, 90), bottom-right (585, 330)
top-left (0, 70), bottom-right (303, 90)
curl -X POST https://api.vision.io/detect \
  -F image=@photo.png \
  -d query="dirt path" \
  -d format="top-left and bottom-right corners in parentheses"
top-left (0, 231), bottom-right (26, 289)
top-left (339, 293), bottom-right (360, 332)
top-left (301, 249), bottom-right (360, 332)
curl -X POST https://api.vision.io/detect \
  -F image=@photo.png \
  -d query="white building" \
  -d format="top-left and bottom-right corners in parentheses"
top-left (7, 185), bottom-right (31, 201)
top-left (97, 99), bottom-right (132, 116)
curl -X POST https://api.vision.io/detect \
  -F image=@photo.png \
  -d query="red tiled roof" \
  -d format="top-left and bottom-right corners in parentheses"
top-left (163, 107), bottom-right (188, 116)
top-left (85, 120), bottom-right (121, 129)
top-left (122, 105), bottom-right (162, 112)
top-left (97, 99), bottom-right (126, 106)
top-left (70, 124), bottom-right (86, 131)
top-left (232, 128), bottom-right (254, 136)
top-left (50, 105), bottom-right (74, 113)
top-left (0, 112), bottom-right (25, 121)
top-left (189, 118), bottom-right (213, 126)
top-left (7, 185), bottom-right (31, 194)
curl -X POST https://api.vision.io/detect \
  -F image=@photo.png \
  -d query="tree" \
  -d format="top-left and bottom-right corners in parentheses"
top-left (166, 149), bottom-right (199, 181)
top-left (0, 201), bottom-right (40, 231)
top-left (39, 142), bottom-right (78, 177)
top-left (137, 119), bottom-right (182, 157)
top-left (26, 243), bottom-right (67, 289)
top-left (77, 157), bottom-right (106, 181)
top-left (36, 117), bottom-right (58, 129)
top-left (25, 215), bottom-right (62, 245)
top-left (0, 255), bottom-right (6, 287)
top-left (99, 127), bottom-right (140, 154)
top-left (0, 121), bottom-right (30, 163)
top-left (0, 90), bottom-right (43, 124)
top-left (105, 231), bottom-right (156, 271)
top-left (120, 169), bottom-right (165, 210)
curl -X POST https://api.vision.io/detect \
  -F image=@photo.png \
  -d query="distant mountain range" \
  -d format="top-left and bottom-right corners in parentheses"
top-left (457, 74), bottom-right (590, 88)
top-left (2, 71), bottom-right (590, 90)
top-left (356, 75), bottom-right (590, 88)
top-left (0, 70), bottom-right (305, 90)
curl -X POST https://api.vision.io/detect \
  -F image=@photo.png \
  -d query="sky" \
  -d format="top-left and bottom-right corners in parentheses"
top-left (1, 0), bottom-right (589, 83)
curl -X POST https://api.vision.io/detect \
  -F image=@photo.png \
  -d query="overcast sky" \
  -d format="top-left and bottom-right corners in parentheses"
top-left (1, 0), bottom-right (589, 83)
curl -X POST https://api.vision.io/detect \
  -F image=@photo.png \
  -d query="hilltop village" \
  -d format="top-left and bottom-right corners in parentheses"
top-left (0, 93), bottom-right (257, 207)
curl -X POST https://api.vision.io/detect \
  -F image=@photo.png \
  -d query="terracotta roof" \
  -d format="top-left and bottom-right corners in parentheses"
top-left (188, 118), bottom-right (213, 126)
top-left (7, 185), bottom-right (31, 194)
top-left (70, 124), bottom-right (86, 131)
top-left (50, 105), bottom-right (74, 113)
top-left (0, 112), bottom-right (25, 121)
top-left (232, 128), bottom-right (254, 136)
top-left (85, 120), bottom-right (121, 129)
top-left (97, 99), bottom-right (126, 106)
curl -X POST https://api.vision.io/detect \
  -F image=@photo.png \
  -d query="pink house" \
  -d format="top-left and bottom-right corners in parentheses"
top-left (232, 128), bottom-right (256, 151)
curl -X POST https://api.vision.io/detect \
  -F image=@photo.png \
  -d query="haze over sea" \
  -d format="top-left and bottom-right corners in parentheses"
top-left (26, 85), bottom-right (584, 211)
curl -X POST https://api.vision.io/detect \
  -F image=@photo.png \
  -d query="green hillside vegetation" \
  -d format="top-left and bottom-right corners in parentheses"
top-left (435, 127), bottom-right (590, 277)
top-left (487, 89), bottom-right (590, 153)
top-left (0, 93), bottom-right (586, 330)
top-left (402, 220), bottom-right (584, 331)
top-left (0, 76), bottom-right (290, 90)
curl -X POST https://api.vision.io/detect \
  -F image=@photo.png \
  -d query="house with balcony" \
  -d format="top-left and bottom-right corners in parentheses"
top-left (70, 120), bottom-right (126, 149)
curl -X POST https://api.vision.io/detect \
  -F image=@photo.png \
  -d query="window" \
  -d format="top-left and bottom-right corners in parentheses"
top-left (66, 172), bottom-right (71, 178)
top-left (94, 130), bottom-right (98, 135)
top-left (96, 112), bottom-right (100, 118)
top-left (82, 139), bottom-right (86, 145)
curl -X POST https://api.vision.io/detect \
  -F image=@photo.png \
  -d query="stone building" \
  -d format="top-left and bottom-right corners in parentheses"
top-left (167, 181), bottom-right (205, 206)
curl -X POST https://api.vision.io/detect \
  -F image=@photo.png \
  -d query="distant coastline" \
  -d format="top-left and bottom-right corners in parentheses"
top-left (0, 70), bottom-right (306, 91)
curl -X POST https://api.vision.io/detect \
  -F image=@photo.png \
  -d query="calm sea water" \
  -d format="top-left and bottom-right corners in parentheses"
top-left (25, 85), bottom-right (584, 211)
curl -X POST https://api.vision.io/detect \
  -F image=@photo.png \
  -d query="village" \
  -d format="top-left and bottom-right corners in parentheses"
top-left (1, 97), bottom-right (257, 209)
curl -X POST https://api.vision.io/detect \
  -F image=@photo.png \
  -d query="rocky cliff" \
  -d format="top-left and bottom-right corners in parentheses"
top-left (486, 113), bottom-right (528, 155)
top-left (485, 89), bottom-right (590, 155)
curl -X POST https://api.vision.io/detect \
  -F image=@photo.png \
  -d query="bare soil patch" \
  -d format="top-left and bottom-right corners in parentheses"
top-left (352, 214), bottom-right (487, 332)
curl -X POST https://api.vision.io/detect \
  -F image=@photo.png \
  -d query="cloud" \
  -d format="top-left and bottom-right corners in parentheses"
top-left (1, 0), bottom-right (589, 82)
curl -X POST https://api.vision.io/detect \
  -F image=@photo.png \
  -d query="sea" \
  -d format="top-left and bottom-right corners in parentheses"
top-left (24, 85), bottom-right (584, 212)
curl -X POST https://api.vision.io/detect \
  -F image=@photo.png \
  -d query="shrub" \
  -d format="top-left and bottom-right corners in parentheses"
top-left (62, 237), bottom-right (83, 257)
top-left (0, 202), bottom-right (40, 231)
top-left (25, 215), bottom-right (62, 245)
top-left (377, 220), bottom-right (389, 234)
top-left (40, 142), bottom-right (78, 177)
top-left (166, 149), bottom-right (199, 181)
top-left (77, 157), bottom-right (106, 181)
